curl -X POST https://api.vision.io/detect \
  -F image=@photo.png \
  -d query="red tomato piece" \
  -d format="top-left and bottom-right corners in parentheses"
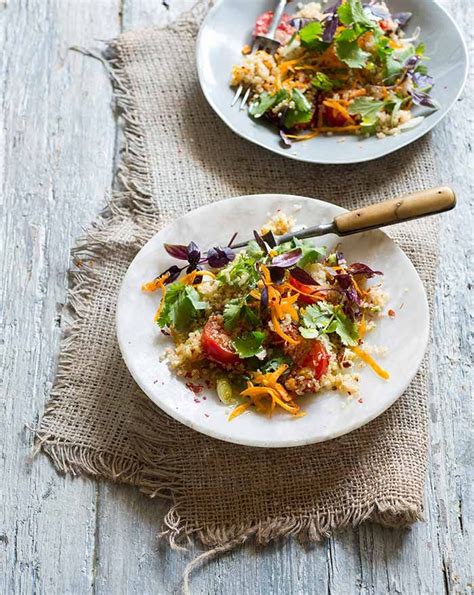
top-left (302, 341), bottom-right (329, 380)
top-left (253, 11), bottom-right (295, 44)
top-left (201, 316), bottom-right (240, 365)
top-left (289, 276), bottom-right (319, 304)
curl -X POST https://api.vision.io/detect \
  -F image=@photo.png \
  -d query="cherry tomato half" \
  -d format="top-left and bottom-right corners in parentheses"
top-left (289, 276), bottom-right (319, 304)
top-left (201, 316), bottom-right (240, 365)
top-left (302, 341), bottom-right (329, 380)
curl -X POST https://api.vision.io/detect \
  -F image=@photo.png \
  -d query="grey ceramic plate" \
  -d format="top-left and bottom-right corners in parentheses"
top-left (196, 0), bottom-right (468, 164)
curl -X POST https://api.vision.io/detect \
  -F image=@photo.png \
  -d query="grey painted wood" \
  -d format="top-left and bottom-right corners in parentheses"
top-left (1, 1), bottom-right (472, 594)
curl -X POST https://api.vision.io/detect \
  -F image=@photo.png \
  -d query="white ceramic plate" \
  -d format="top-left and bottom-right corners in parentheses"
top-left (117, 195), bottom-right (429, 447)
top-left (196, 0), bottom-right (468, 164)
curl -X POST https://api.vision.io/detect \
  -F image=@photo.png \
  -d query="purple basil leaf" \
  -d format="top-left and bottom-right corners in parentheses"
top-left (347, 263), bottom-right (383, 278)
top-left (268, 266), bottom-right (286, 284)
top-left (187, 241), bottom-right (201, 266)
top-left (186, 263), bottom-right (203, 274)
top-left (253, 230), bottom-right (269, 255)
top-left (392, 11), bottom-right (412, 27)
top-left (271, 248), bottom-right (302, 268)
top-left (409, 88), bottom-right (439, 109)
top-left (261, 230), bottom-right (277, 248)
top-left (404, 54), bottom-right (420, 71)
top-left (279, 129), bottom-right (292, 147)
top-left (411, 71), bottom-right (433, 90)
top-left (207, 246), bottom-right (235, 268)
top-left (290, 266), bottom-right (318, 286)
top-left (227, 231), bottom-right (238, 248)
top-left (162, 264), bottom-right (181, 284)
top-left (164, 243), bottom-right (189, 260)
top-left (336, 273), bottom-right (360, 307)
top-left (322, 15), bottom-right (339, 43)
top-left (260, 285), bottom-right (269, 316)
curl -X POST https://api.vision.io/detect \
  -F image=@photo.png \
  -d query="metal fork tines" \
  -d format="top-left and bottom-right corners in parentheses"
top-left (231, 0), bottom-right (287, 110)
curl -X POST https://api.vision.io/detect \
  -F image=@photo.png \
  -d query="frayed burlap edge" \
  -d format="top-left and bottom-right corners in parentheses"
top-left (34, 5), bottom-right (429, 589)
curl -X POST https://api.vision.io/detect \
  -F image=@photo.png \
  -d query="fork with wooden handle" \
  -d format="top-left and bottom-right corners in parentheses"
top-left (231, 0), bottom-right (288, 109)
top-left (230, 186), bottom-right (456, 249)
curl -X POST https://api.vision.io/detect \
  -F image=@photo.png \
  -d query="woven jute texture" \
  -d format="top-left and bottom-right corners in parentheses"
top-left (37, 2), bottom-right (440, 563)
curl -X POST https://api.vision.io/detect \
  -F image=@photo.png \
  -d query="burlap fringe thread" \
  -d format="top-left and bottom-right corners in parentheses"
top-left (33, 10), bottom-right (425, 590)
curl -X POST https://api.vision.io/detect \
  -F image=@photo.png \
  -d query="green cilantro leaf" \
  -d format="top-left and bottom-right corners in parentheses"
top-left (299, 21), bottom-right (325, 49)
top-left (335, 38), bottom-right (371, 69)
top-left (232, 331), bottom-right (266, 359)
top-left (223, 297), bottom-right (259, 331)
top-left (337, 0), bottom-right (376, 29)
top-left (157, 283), bottom-right (208, 332)
top-left (299, 302), bottom-right (359, 346)
top-left (311, 72), bottom-right (334, 91)
top-left (333, 309), bottom-right (359, 346)
top-left (249, 89), bottom-right (289, 118)
top-left (348, 96), bottom-right (385, 126)
top-left (283, 89), bottom-right (313, 129)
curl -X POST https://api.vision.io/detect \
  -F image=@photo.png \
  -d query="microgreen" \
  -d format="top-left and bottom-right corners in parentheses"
top-left (299, 301), bottom-right (359, 346)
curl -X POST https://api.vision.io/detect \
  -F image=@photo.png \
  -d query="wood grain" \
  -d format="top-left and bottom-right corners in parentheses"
top-left (0, 1), bottom-right (472, 593)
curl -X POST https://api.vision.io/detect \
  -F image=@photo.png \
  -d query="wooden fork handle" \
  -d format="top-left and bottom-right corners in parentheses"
top-left (334, 186), bottom-right (456, 236)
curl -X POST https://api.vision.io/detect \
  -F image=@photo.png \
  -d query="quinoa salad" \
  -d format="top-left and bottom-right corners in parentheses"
top-left (231, 0), bottom-right (438, 143)
top-left (142, 211), bottom-right (390, 420)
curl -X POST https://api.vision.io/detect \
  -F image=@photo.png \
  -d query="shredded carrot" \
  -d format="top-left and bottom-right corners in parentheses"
top-left (271, 312), bottom-right (299, 345)
top-left (346, 88), bottom-right (367, 98)
top-left (352, 346), bottom-right (390, 380)
top-left (241, 384), bottom-right (301, 415)
top-left (141, 271), bottom-right (170, 292)
top-left (359, 315), bottom-right (367, 339)
top-left (352, 276), bottom-right (366, 298)
top-left (323, 99), bottom-right (355, 124)
top-left (180, 270), bottom-right (215, 285)
top-left (228, 402), bottom-right (251, 421)
top-left (286, 130), bottom-right (320, 141)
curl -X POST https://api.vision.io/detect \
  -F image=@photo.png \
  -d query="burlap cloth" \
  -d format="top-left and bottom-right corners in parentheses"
top-left (36, 0), bottom-right (441, 577)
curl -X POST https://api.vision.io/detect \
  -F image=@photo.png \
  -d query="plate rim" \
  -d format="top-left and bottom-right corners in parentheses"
top-left (196, 0), bottom-right (468, 165)
top-left (116, 193), bottom-right (430, 448)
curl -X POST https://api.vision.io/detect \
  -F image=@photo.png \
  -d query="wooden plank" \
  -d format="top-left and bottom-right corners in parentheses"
top-left (0, 0), bottom-right (120, 593)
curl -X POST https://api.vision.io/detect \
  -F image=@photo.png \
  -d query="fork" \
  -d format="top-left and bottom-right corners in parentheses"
top-left (231, 0), bottom-right (288, 110)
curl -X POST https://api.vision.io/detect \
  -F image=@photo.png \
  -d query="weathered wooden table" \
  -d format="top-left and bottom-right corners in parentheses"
top-left (1, 1), bottom-right (472, 593)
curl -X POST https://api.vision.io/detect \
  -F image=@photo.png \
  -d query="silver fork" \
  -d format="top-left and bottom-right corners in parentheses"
top-left (231, 0), bottom-right (288, 110)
